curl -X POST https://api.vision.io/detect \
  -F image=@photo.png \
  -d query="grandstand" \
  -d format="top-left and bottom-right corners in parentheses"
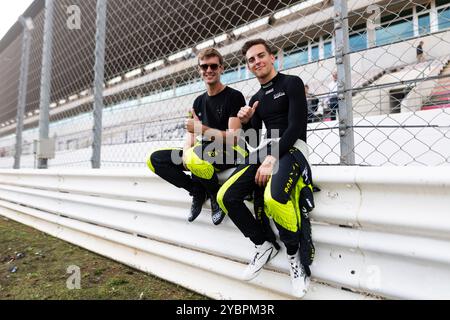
top-left (0, 0), bottom-right (449, 168)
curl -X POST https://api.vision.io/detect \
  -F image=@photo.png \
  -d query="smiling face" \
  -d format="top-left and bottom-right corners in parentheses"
top-left (198, 55), bottom-right (224, 86)
top-left (245, 44), bottom-right (276, 82)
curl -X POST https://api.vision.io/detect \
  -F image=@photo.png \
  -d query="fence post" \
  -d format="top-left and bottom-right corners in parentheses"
top-left (14, 17), bottom-right (34, 170)
top-left (37, 0), bottom-right (56, 169)
top-left (91, 0), bottom-right (108, 169)
top-left (334, 0), bottom-right (355, 165)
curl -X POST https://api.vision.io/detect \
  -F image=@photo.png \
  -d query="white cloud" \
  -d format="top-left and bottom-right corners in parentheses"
top-left (0, 0), bottom-right (34, 40)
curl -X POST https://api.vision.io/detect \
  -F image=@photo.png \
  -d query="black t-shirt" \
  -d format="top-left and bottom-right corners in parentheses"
top-left (193, 86), bottom-right (246, 131)
top-left (248, 73), bottom-right (308, 158)
top-left (417, 45), bottom-right (424, 55)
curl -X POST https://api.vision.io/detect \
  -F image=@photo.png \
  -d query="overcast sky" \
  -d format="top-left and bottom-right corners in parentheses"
top-left (0, 1), bottom-right (34, 40)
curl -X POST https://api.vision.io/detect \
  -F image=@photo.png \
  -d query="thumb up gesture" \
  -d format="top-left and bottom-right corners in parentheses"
top-left (238, 101), bottom-right (259, 125)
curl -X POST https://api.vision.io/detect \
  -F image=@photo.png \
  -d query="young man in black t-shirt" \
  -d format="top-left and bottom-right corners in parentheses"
top-left (217, 39), bottom-right (315, 298)
top-left (148, 48), bottom-right (246, 225)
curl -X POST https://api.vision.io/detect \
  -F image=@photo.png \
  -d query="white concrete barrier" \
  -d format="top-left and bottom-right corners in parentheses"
top-left (0, 166), bottom-right (449, 299)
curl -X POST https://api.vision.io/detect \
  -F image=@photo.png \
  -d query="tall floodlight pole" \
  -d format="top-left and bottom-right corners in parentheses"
top-left (14, 17), bottom-right (34, 169)
top-left (37, 0), bottom-right (56, 169)
top-left (334, 0), bottom-right (355, 165)
top-left (92, 0), bottom-right (108, 169)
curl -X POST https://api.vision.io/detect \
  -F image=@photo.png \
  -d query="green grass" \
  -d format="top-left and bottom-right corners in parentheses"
top-left (0, 216), bottom-right (208, 300)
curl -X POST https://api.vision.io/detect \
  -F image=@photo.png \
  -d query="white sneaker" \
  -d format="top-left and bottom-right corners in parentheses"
top-left (287, 252), bottom-right (310, 298)
top-left (242, 241), bottom-right (279, 281)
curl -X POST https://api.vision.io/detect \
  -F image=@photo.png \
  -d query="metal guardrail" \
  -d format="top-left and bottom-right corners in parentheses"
top-left (0, 166), bottom-right (450, 299)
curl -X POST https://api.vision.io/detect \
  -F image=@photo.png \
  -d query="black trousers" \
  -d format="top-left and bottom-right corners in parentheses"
top-left (148, 142), bottom-right (244, 196)
top-left (148, 148), bottom-right (196, 194)
top-left (217, 148), bottom-right (313, 256)
top-left (327, 96), bottom-right (339, 121)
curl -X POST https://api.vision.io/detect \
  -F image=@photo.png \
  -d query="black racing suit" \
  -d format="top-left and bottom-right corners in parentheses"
top-left (217, 73), bottom-right (315, 272)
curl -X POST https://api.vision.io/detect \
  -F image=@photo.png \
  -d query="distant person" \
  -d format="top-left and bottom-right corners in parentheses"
top-left (325, 71), bottom-right (339, 121)
top-left (417, 41), bottom-right (425, 63)
top-left (305, 84), bottom-right (320, 123)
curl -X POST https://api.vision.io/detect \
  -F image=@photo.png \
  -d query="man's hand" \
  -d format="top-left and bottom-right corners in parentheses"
top-left (185, 118), bottom-right (199, 134)
top-left (184, 119), bottom-right (203, 135)
top-left (185, 109), bottom-right (202, 134)
top-left (255, 155), bottom-right (277, 187)
top-left (238, 101), bottom-right (259, 125)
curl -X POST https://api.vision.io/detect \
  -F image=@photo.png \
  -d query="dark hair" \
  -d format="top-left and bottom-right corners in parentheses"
top-left (197, 48), bottom-right (224, 66)
top-left (241, 39), bottom-right (273, 57)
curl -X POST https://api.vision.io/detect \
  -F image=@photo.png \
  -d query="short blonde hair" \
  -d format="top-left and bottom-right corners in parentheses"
top-left (197, 48), bottom-right (224, 66)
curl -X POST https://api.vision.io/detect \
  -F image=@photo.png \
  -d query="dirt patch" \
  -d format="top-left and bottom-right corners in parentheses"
top-left (0, 216), bottom-right (208, 300)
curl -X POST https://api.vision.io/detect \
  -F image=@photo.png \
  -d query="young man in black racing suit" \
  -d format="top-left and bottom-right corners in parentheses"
top-left (217, 39), bottom-right (315, 298)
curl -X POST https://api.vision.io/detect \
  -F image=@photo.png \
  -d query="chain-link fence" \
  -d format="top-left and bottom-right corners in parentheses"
top-left (0, 0), bottom-right (449, 169)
